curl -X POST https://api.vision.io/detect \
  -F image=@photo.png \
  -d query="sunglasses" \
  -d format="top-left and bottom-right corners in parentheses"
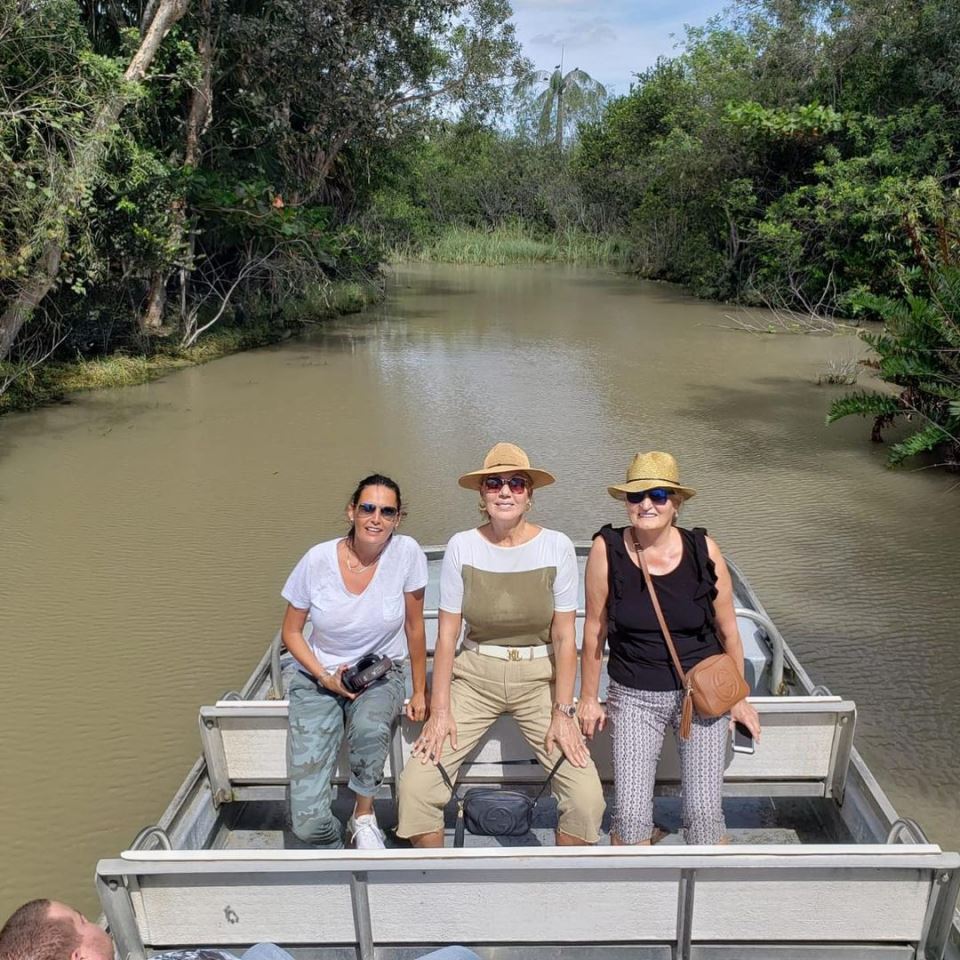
top-left (481, 475), bottom-right (530, 493)
top-left (626, 487), bottom-right (674, 506)
top-left (356, 502), bottom-right (399, 519)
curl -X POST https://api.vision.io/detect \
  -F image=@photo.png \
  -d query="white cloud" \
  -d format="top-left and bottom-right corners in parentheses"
top-left (529, 17), bottom-right (618, 52)
top-left (510, 0), bottom-right (724, 96)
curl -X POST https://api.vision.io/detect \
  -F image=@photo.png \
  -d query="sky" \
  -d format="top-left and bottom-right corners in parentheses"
top-left (509, 0), bottom-right (727, 97)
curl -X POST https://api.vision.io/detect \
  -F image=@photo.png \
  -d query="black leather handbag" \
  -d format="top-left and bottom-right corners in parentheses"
top-left (436, 756), bottom-right (565, 847)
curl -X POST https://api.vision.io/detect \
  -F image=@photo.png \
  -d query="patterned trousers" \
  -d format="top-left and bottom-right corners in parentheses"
top-left (607, 682), bottom-right (727, 844)
top-left (287, 664), bottom-right (406, 848)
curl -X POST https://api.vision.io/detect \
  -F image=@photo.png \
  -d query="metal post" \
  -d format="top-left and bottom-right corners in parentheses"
top-left (828, 706), bottom-right (856, 803)
top-left (675, 869), bottom-right (696, 960)
top-left (389, 722), bottom-right (405, 802)
top-left (269, 632), bottom-right (285, 700)
top-left (96, 874), bottom-right (144, 960)
top-left (350, 871), bottom-right (374, 960)
top-left (921, 868), bottom-right (960, 960)
top-left (198, 711), bottom-right (233, 806)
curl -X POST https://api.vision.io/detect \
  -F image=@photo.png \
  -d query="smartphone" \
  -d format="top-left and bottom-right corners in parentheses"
top-left (732, 721), bottom-right (755, 755)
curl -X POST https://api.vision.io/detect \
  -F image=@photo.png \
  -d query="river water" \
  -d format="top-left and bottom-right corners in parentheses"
top-left (1, 263), bottom-right (957, 920)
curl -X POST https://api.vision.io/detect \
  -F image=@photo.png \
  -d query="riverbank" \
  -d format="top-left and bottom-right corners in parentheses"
top-left (0, 279), bottom-right (381, 417)
top-left (394, 223), bottom-right (630, 267)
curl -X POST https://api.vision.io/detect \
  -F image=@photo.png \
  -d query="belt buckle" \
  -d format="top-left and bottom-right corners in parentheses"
top-left (507, 648), bottom-right (522, 661)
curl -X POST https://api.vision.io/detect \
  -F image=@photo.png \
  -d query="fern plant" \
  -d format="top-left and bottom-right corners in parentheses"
top-left (827, 260), bottom-right (960, 468)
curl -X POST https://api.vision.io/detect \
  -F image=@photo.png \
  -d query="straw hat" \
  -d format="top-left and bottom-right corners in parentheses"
top-left (457, 442), bottom-right (556, 490)
top-left (607, 451), bottom-right (697, 501)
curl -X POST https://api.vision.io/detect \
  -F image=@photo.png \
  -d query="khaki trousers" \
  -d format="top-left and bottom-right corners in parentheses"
top-left (397, 647), bottom-right (605, 842)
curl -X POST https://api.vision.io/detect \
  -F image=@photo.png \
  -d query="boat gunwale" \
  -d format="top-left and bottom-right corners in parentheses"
top-left (121, 543), bottom-right (960, 955)
top-left (107, 843), bottom-right (957, 869)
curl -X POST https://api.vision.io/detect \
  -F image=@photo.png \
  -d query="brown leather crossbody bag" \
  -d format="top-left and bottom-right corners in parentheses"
top-left (632, 528), bottom-right (749, 739)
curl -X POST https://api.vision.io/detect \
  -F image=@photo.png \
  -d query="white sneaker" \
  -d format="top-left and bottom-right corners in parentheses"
top-left (348, 812), bottom-right (385, 850)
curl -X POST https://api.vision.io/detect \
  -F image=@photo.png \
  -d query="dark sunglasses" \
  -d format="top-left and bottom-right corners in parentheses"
top-left (357, 502), bottom-right (399, 519)
top-left (482, 475), bottom-right (530, 493)
top-left (626, 487), bottom-right (673, 506)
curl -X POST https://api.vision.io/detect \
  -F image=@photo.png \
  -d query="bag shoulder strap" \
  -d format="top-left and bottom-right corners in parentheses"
top-left (631, 527), bottom-right (687, 687)
top-left (438, 753), bottom-right (564, 804)
top-left (436, 762), bottom-right (457, 795)
top-left (532, 754), bottom-right (566, 803)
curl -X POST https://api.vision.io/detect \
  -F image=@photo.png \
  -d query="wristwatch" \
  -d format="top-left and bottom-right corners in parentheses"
top-left (553, 702), bottom-right (577, 719)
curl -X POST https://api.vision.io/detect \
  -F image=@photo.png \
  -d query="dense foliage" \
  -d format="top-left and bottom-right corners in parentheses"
top-left (0, 0), bottom-right (522, 382)
top-left (368, 0), bottom-right (960, 467)
top-left (827, 239), bottom-right (960, 469)
top-left (3, 0), bottom-right (959, 466)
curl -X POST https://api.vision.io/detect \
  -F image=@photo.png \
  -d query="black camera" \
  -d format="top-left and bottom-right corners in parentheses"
top-left (341, 654), bottom-right (394, 694)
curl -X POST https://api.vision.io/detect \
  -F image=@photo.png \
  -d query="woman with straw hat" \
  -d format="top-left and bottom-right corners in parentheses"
top-left (579, 451), bottom-right (760, 845)
top-left (397, 443), bottom-right (605, 847)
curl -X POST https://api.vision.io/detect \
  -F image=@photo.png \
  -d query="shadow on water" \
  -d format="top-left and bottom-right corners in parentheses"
top-left (388, 277), bottom-right (478, 299)
top-left (673, 375), bottom-right (874, 467)
top-left (568, 272), bottom-right (708, 303)
top-left (0, 395), bottom-right (180, 466)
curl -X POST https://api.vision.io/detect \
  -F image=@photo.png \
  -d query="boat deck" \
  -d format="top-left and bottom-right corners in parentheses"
top-left (216, 790), bottom-right (851, 851)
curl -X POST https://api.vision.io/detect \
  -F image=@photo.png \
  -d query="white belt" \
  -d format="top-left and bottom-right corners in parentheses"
top-left (461, 637), bottom-right (553, 661)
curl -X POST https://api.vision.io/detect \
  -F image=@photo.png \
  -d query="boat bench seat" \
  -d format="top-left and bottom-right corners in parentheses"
top-left (95, 844), bottom-right (960, 960)
top-left (198, 696), bottom-right (856, 807)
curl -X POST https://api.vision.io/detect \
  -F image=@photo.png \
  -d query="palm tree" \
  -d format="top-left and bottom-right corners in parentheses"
top-left (517, 54), bottom-right (606, 150)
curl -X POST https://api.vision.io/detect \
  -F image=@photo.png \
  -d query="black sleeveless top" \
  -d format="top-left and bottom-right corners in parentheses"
top-left (596, 524), bottom-right (723, 691)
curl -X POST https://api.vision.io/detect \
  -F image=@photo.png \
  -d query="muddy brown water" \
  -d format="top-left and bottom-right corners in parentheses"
top-left (1, 263), bottom-right (957, 920)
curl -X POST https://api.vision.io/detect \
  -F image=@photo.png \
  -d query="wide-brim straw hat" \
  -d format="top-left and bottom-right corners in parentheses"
top-left (457, 442), bottom-right (556, 490)
top-left (607, 451), bottom-right (697, 501)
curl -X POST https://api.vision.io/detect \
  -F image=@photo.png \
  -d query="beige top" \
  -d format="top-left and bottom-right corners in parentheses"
top-left (439, 528), bottom-right (578, 647)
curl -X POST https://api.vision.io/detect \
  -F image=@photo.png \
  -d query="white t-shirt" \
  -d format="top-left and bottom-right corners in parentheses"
top-left (281, 534), bottom-right (428, 671)
top-left (439, 528), bottom-right (578, 647)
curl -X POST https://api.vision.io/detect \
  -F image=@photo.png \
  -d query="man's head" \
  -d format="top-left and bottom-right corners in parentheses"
top-left (0, 900), bottom-right (114, 960)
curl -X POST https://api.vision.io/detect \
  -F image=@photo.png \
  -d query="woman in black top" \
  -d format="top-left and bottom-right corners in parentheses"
top-left (579, 451), bottom-right (760, 844)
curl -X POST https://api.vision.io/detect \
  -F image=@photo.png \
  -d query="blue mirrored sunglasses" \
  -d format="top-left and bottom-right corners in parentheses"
top-left (625, 487), bottom-right (673, 506)
top-left (357, 502), bottom-right (399, 519)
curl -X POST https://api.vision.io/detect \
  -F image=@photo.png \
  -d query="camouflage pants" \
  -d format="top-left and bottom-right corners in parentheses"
top-left (287, 665), bottom-right (405, 847)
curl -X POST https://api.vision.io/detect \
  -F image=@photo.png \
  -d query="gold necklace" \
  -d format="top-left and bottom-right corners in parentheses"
top-left (345, 540), bottom-right (386, 573)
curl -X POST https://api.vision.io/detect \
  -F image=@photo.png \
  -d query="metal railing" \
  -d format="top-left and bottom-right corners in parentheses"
top-left (129, 825), bottom-right (172, 851)
top-left (733, 606), bottom-right (786, 695)
top-left (888, 817), bottom-right (931, 844)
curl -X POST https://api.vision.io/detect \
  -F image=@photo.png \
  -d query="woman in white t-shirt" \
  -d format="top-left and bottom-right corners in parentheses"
top-left (396, 443), bottom-right (605, 847)
top-left (281, 474), bottom-right (428, 849)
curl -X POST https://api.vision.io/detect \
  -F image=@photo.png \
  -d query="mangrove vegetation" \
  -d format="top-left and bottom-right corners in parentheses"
top-left (1, 0), bottom-right (958, 467)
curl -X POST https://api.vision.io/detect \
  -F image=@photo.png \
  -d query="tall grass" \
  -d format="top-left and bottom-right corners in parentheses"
top-left (398, 223), bottom-right (630, 267)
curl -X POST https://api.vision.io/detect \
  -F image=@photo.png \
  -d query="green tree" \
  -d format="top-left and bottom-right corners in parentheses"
top-left (0, 0), bottom-right (191, 362)
top-left (0, 0), bottom-right (525, 373)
